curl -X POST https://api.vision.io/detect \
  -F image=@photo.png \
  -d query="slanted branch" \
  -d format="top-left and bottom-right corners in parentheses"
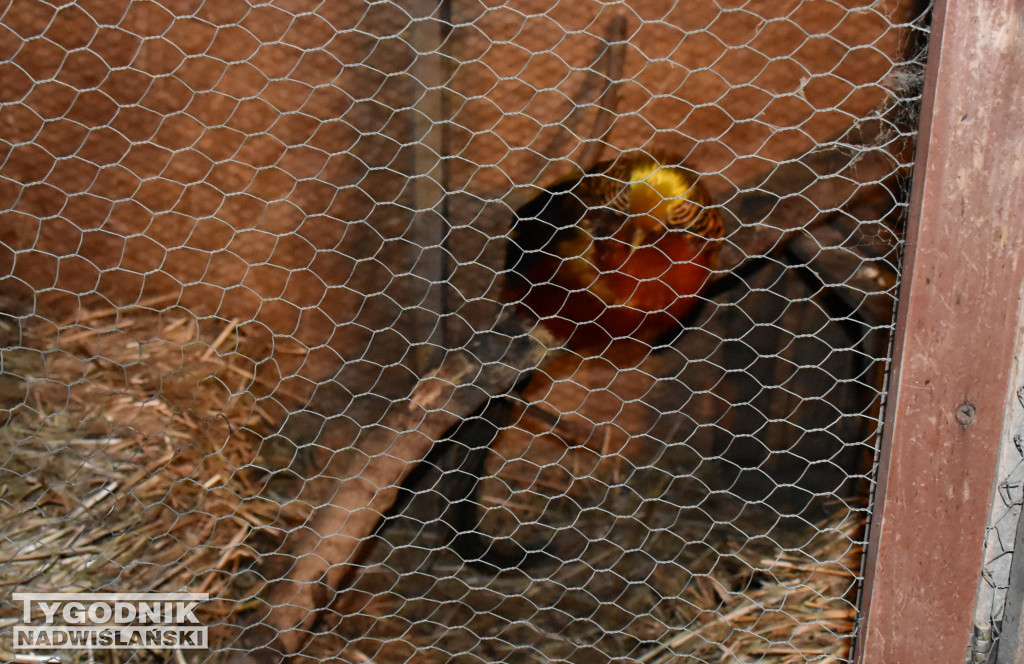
top-left (245, 317), bottom-right (555, 658)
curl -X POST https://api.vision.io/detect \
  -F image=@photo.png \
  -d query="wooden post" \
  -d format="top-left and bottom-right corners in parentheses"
top-left (408, 0), bottom-right (450, 373)
top-left (856, 0), bottom-right (1024, 662)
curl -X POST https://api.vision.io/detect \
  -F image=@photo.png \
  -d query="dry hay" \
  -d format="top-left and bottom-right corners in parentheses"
top-left (331, 447), bottom-right (866, 664)
top-left (637, 511), bottom-right (862, 664)
top-left (0, 302), bottom-right (310, 662)
top-left (0, 303), bottom-right (868, 663)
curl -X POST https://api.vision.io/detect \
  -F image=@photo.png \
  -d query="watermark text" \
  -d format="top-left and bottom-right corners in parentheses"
top-left (13, 593), bottom-right (208, 650)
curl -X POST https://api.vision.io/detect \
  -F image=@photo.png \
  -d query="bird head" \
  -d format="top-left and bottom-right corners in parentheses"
top-left (621, 162), bottom-right (709, 248)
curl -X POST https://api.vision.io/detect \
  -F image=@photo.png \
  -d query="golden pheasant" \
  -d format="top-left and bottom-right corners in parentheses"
top-left (505, 155), bottom-right (724, 349)
top-left (441, 157), bottom-right (725, 572)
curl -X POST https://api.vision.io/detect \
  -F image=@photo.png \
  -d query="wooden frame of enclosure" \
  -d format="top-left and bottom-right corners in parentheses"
top-left (857, 0), bottom-right (1024, 662)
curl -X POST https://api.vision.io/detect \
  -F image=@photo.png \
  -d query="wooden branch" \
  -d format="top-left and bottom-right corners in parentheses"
top-left (242, 316), bottom-right (555, 659)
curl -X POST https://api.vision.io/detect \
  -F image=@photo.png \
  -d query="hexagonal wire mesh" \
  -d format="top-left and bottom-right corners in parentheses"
top-left (976, 358), bottom-right (1024, 657)
top-left (0, 0), bottom-right (931, 661)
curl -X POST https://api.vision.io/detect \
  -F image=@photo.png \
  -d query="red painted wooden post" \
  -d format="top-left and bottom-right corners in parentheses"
top-left (857, 0), bottom-right (1024, 662)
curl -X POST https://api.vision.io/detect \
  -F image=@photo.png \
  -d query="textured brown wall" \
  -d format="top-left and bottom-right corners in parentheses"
top-left (0, 0), bottom-right (919, 396)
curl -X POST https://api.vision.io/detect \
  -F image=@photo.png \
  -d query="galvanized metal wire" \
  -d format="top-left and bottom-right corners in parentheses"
top-left (0, 1), bottom-right (930, 661)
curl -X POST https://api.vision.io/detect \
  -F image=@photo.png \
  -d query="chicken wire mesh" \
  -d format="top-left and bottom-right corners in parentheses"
top-left (973, 349), bottom-right (1024, 660)
top-left (0, 0), bottom-right (930, 662)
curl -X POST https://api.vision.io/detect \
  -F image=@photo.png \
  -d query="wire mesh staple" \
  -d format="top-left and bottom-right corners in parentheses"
top-left (0, 0), bottom-right (929, 662)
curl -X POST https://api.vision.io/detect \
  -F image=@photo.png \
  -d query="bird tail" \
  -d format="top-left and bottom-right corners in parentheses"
top-left (442, 396), bottom-right (559, 573)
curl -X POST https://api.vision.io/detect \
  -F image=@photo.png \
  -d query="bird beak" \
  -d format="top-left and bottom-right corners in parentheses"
top-left (629, 225), bottom-right (648, 249)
